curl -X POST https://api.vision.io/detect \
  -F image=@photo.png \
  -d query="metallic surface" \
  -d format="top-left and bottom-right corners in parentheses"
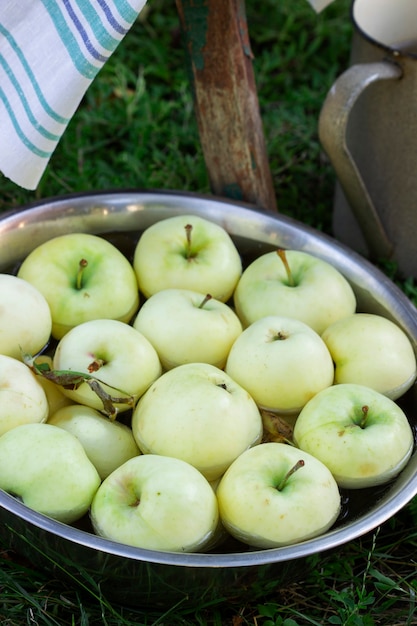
top-left (319, 0), bottom-right (417, 277)
top-left (0, 189), bottom-right (416, 607)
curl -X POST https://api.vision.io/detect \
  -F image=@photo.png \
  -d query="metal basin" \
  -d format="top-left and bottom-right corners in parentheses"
top-left (0, 190), bottom-right (416, 607)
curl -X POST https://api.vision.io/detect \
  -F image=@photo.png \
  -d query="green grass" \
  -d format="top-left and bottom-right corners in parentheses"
top-left (1, 0), bottom-right (417, 624)
top-left (0, 0), bottom-right (353, 231)
top-left (1, 510), bottom-right (417, 625)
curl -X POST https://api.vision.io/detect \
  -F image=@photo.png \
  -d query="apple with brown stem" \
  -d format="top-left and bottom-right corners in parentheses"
top-left (17, 233), bottom-right (140, 339)
top-left (293, 383), bottom-right (414, 488)
top-left (133, 214), bottom-right (242, 302)
top-left (216, 441), bottom-right (341, 548)
top-left (225, 315), bottom-right (334, 414)
top-left (133, 288), bottom-right (242, 369)
top-left (233, 248), bottom-right (356, 333)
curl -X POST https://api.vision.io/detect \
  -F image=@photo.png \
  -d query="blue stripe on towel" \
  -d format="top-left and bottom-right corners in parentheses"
top-left (0, 56), bottom-right (61, 141)
top-left (74, 0), bottom-right (128, 41)
top-left (96, 0), bottom-right (129, 34)
top-left (0, 87), bottom-right (53, 158)
top-left (63, 0), bottom-right (111, 61)
top-left (40, 0), bottom-right (102, 78)
top-left (104, 0), bottom-right (141, 24)
top-left (0, 24), bottom-right (69, 125)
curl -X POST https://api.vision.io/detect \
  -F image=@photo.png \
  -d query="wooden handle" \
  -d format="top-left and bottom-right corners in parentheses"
top-left (175, 0), bottom-right (277, 212)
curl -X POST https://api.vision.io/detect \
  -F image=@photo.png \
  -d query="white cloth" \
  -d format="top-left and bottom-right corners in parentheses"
top-left (0, 0), bottom-right (147, 190)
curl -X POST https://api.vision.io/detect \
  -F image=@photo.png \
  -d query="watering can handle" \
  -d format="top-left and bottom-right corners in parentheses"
top-left (318, 61), bottom-right (403, 260)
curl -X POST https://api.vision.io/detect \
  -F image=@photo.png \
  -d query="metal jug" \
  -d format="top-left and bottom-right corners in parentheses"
top-left (319, 0), bottom-right (417, 277)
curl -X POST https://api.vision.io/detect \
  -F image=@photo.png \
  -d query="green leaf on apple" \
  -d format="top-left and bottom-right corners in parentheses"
top-left (21, 351), bottom-right (135, 420)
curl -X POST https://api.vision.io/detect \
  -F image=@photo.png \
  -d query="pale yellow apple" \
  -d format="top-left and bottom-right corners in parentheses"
top-left (132, 362), bottom-right (263, 481)
top-left (52, 319), bottom-right (162, 414)
top-left (233, 249), bottom-right (356, 333)
top-left (293, 383), bottom-right (414, 488)
top-left (48, 404), bottom-right (140, 479)
top-left (225, 316), bottom-right (334, 413)
top-left (217, 442), bottom-right (341, 548)
top-left (133, 288), bottom-right (242, 369)
top-left (0, 354), bottom-right (49, 436)
top-left (133, 214), bottom-right (242, 302)
top-left (0, 423), bottom-right (101, 523)
top-left (321, 313), bottom-right (417, 399)
top-left (18, 233), bottom-right (139, 339)
top-left (91, 454), bottom-right (220, 552)
top-left (0, 274), bottom-right (52, 360)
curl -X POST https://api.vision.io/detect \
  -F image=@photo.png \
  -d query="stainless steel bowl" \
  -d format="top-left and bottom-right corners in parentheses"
top-left (1, 189), bottom-right (416, 608)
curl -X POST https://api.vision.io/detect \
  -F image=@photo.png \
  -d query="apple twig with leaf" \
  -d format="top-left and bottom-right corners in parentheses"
top-left (22, 351), bottom-right (135, 420)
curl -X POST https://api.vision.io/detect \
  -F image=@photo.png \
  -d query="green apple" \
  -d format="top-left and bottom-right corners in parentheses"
top-left (47, 404), bottom-right (140, 479)
top-left (0, 274), bottom-right (52, 360)
top-left (52, 318), bottom-right (162, 415)
top-left (0, 422), bottom-right (101, 523)
top-left (131, 362), bottom-right (263, 481)
top-left (90, 454), bottom-right (219, 552)
top-left (293, 383), bottom-right (414, 489)
top-left (0, 354), bottom-right (49, 436)
top-left (133, 214), bottom-right (242, 302)
top-left (216, 442), bottom-right (341, 548)
top-left (17, 233), bottom-right (139, 339)
top-left (321, 313), bottom-right (417, 400)
top-left (233, 249), bottom-right (356, 333)
top-left (225, 315), bottom-right (334, 414)
top-left (132, 288), bottom-right (242, 369)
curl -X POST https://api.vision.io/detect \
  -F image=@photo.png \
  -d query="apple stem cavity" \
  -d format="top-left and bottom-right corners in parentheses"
top-left (277, 249), bottom-right (295, 287)
top-left (274, 331), bottom-right (288, 341)
top-left (198, 294), bottom-right (213, 309)
top-left (276, 459), bottom-right (305, 491)
top-left (76, 258), bottom-right (88, 290)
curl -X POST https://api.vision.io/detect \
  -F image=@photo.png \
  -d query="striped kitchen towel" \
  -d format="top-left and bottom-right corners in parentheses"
top-left (0, 0), bottom-right (147, 190)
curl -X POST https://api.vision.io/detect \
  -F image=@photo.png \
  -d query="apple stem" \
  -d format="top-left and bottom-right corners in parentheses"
top-left (277, 249), bottom-right (295, 287)
top-left (129, 497), bottom-right (141, 508)
top-left (87, 358), bottom-right (105, 373)
top-left (76, 258), bottom-right (88, 290)
top-left (359, 405), bottom-right (369, 428)
top-left (277, 459), bottom-right (305, 491)
top-left (185, 224), bottom-right (193, 259)
top-left (199, 294), bottom-right (212, 309)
